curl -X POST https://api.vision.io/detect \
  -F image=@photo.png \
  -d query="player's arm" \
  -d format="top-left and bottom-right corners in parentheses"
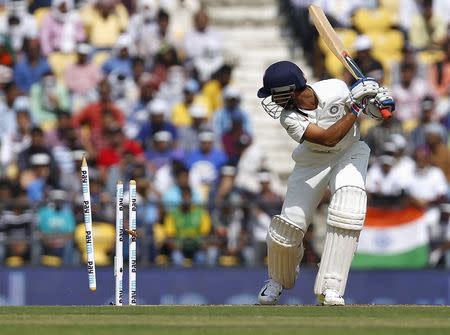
top-left (303, 108), bottom-right (357, 147)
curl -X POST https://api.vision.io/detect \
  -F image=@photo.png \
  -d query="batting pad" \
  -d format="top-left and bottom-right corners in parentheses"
top-left (314, 186), bottom-right (367, 296)
top-left (267, 215), bottom-right (305, 289)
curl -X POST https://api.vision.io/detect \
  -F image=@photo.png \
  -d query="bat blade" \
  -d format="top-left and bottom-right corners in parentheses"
top-left (308, 5), bottom-right (362, 79)
top-left (308, 5), bottom-right (392, 119)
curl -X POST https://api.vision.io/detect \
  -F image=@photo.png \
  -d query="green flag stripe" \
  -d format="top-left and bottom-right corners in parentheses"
top-left (352, 245), bottom-right (429, 269)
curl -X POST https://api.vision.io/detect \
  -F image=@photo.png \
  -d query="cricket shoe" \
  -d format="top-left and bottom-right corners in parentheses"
top-left (258, 279), bottom-right (282, 305)
top-left (317, 289), bottom-right (345, 306)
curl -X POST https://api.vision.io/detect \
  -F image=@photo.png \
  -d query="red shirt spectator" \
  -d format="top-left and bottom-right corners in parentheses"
top-left (97, 126), bottom-right (143, 168)
top-left (72, 80), bottom-right (124, 130)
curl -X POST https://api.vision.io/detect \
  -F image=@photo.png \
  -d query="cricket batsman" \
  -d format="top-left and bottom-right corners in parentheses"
top-left (256, 61), bottom-right (395, 305)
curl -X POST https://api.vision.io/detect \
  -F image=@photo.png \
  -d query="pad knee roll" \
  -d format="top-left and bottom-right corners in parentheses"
top-left (314, 186), bottom-right (367, 297)
top-left (328, 186), bottom-right (367, 230)
top-left (267, 215), bottom-right (305, 289)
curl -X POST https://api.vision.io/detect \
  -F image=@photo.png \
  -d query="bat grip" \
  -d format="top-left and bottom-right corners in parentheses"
top-left (380, 108), bottom-right (392, 120)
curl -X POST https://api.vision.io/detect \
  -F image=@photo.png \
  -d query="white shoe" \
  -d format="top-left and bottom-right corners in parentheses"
top-left (258, 279), bottom-right (283, 305)
top-left (318, 289), bottom-right (345, 306)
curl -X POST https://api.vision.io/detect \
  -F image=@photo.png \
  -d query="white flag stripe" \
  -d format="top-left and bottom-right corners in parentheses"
top-left (357, 216), bottom-right (429, 254)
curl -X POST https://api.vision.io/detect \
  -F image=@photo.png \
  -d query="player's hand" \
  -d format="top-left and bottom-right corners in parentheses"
top-left (350, 77), bottom-right (380, 106)
top-left (370, 86), bottom-right (395, 113)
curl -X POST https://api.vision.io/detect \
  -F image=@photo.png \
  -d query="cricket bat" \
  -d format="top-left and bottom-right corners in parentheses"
top-left (308, 5), bottom-right (392, 119)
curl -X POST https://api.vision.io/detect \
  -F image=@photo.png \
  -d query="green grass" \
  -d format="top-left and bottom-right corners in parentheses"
top-left (0, 305), bottom-right (449, 335)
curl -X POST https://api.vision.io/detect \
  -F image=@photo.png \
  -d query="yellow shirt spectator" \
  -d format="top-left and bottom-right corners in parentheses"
top-left (80, 2), bottom-right (129, 49)
top-left (201, 64), bottom-right (233, 115)
top-left (202, 79), bottom-right (222, 115)
top-left (171, 96), bottom-right (209, 127)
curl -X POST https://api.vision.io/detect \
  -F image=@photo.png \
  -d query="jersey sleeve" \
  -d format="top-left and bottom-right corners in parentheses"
top-left (279, 110), bottom-right (310, 143)
top-left (334, 79), bottom-right (351, 105)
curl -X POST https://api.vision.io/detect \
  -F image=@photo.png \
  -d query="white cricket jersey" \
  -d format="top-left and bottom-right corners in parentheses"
top-left (279, 79), bottom-right (359, 156)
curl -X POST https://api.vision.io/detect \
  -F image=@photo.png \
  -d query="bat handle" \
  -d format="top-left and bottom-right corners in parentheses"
top-left (380, 108), bottom-right (392, 120)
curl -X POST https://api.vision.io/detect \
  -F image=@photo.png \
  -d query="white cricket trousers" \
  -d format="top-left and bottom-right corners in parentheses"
top-left (281, 140), bottom-right (370, 232)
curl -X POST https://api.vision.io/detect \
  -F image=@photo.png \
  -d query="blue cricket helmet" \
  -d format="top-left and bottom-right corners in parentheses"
top-left (257, 61), bottom-right (307, 98)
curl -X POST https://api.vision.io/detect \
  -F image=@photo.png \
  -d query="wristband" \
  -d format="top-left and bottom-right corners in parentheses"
top-left (350, 102), bottom-right (361, 117)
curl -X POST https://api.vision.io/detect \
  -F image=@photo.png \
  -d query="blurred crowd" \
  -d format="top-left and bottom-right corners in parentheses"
top-left (0, 0), bottom-right (292, 268)
top-left (282, 0), bottom-right (450, 267)
top-left (2, 0), bottom-right (450, 269)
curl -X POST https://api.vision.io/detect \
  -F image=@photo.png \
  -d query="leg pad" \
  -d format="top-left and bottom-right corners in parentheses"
top-left (267, 215), bottom-right (305, 289)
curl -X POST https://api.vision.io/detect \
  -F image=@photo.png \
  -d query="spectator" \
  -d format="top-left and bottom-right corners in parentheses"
top-left (406, 147), bottom-right (448, 240)
top-left (30, 70), bottom-right (70, 126)
top-left (45, 111), bottom-right (81, 190)
top-left (348, 35), bottom-right (384, 84)
top-left (391, 61), bottom-right (429, 124)
top-left (409, 0), bottom-right (447, 51)
top-left (0, 35), bottom-right (14, 67)
top-left (186, 130), bottom-right (228, 175)
top-left (107, 69), bottom-right (139, 116)
top-left (128, 0), bottom-right (157, 31)
top-left (17, 127), bottom-right (57, 172)
top-left (127, 0), bottom-right (158, 56)
top-left (130, 6), bottom-right (175, 60)
top-left (0, 198), bottom-right (34, 266)
top-left (424, 123), bottom-right (450, 181)
top-left (22, 152), bottom-right (60, 202)
top-left (389, 134), bottom-right (415, 176)
top-left (153, 158), bottom-right (187, 196)
top-left (137, 99), bottom-right (178, 150)
top-left (429, 38), bottom-right (450, 97)
top-left (183, 8), bottom-right (223, 83)
top-left (178, 104), bottom-right (211, 153)
top-left (235, 134), bottom-right (279, 195)
top-left (210, 165), bottom-right (252, 266)
top-left (221, 119), bottom-right (251, 165)
top-left (202, 64), bottom-right (232, 115)
top-left (102, 34), bottom-right (134, 77)
top-left (9, 97), bottom-right (33, 159)
top-left (0, 0), bottom-right (38, 53)
top-left (97, 124), bottom-right (144, 169)
top-left (163, 164), bottom-right (202, 209)
top-left (171, 79), bottom-right (208, 127)
top-left (390, 46), bottom-right (428, 86)
top-left (63, 43), bottom-right (103, 110)
top-left (151, 45), bottom-right (181, 87)
top-left (163, 187), bottom-right (212, 266)
top-left (13, 39), bottom-right (52, 93)
top-left (411, 96), bottom-right (438, 148)
top-left (131, 56), bottom-right (147, 84)
top-left (366, 154), bottom-right (406, 206)
top-left (39, 0), bottom-right (85, 56)
top-left (364, 114), bottom-right (404, 157)
top-left (126, 74), bottom-right (158, 139)
top-left (134, 174), bottom-right (161, 262)
top-left (37, 189), bottom-right (76, 264)
top-left (160, 0), bottom-right (200, 46)
top-left (213, 86), bottom-right (251, 137)
top-left (0, 82), bottom-right (21, 138)
top-left (80, 0), bottom-right (129, 49)
top-left (251, 171), bottom-right (283, 266)
top-left (145, 130), bottom-right (182, 171)
top-left (72, 79), bottom-right (125, 131)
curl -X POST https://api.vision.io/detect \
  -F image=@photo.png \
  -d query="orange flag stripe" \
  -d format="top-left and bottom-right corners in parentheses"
top-left (364, 207), bottom-right (425, 228)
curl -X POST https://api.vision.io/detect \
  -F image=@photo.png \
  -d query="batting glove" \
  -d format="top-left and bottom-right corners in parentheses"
top-left (370, 86), bottom-right (396, 113)
top-left (350, 77), bottom-right (380, 107)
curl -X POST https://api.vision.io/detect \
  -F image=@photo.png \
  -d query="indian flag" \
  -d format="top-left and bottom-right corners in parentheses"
top-left (352, 207), bottom-right (429, 268)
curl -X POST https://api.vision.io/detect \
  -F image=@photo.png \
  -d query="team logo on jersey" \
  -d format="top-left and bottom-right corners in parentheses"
top-left (329, 105), bottom-right (339, 116)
